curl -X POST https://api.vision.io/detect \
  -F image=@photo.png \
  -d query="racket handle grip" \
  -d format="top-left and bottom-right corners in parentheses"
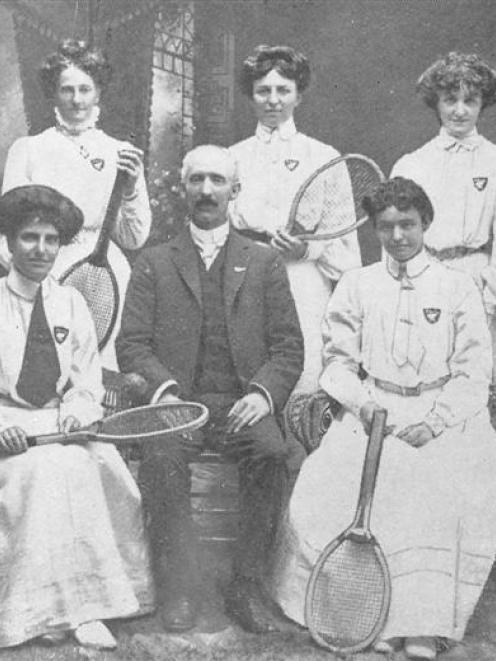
top-left (26, 431), bottom-right (91, 447)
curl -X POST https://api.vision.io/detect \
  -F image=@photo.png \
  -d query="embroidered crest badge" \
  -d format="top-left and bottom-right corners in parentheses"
top-left (473, 177), bottom-right (488, 191)
top-left (54, 326), bottom-right (69, 344)
top-left (90, 158), bottom-right (105, 171)
top-left (423, 308), bottom-right (441, 324)
top-left (284, 159), bottom-right (299, 171)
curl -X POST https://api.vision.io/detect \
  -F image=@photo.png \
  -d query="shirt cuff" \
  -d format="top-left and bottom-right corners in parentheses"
top-left (304, 240), bottom-right (324, 262)
top-left (249, 383), bottom-right (274, 414)
top-left (151, 380), bottom-right (180, 404)
top-left (423, 410), bottom-right (447, 437)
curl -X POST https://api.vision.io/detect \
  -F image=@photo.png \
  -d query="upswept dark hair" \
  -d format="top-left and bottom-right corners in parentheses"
top-left (362, 177), bottom-right (434, 229)
top-left (0, 185), bottom-right (83, 245)
top-left (239, 45), bottom-right (311, 96)
top-left (39, 39), bottom-right (112, 99)
top-left (416, 51), bottom-right (496, 110)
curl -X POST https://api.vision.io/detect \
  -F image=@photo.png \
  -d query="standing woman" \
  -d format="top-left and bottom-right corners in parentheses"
top-left (0, 185), bottom-right (153, 650)
top-left (391, 52), bottom-right (496, 378)
top-left (230, 45), bottom-right (361, 393)
top-left (1, 39), bottom-right (152, 370)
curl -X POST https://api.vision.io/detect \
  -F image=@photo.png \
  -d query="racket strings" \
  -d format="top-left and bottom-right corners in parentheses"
top-left (62, 264), bottom-right (117, 345)
top-left (291, 156), bottom-right (383, 236)
top-left (101, 404), bottom-right (204, 437)
top-left (309, 539), bottom-right (387, 647)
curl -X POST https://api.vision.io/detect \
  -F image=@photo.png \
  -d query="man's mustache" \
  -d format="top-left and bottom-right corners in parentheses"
top-left (195, 197), bottom-right (217, 208)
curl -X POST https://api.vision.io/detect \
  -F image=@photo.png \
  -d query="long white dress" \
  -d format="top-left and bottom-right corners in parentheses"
top-left (1, 125), bottom-right (152, 369)
top-left (273, 251), bottom-right (496, 641)
top-left (230, 118), bottom-right (361, 392)
top-left (0, 269), bottom-right (154, 648)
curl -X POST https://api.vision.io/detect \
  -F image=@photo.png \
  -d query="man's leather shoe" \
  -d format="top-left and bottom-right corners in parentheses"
top-left (161, 595), bottom-right (196, 632)
top-left (224, 578), bottom-right (279, 633)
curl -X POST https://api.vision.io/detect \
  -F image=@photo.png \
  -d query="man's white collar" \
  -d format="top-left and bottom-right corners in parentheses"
top-left (189, 221), bottom-right (229, 247)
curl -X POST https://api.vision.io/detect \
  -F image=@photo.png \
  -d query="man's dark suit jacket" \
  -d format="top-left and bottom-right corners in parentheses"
top-left (116, 226), bottom-right (304, 412)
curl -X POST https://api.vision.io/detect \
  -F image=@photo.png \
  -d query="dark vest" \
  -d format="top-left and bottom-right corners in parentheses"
top-left (192, 244), bottom-right (241, 396)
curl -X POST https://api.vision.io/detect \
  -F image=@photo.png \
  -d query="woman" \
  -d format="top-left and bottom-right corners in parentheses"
top-left (0, 185), bottom-right (154, 650)
top-left (1, 39), bottom-right (151, 370)
top-left (272, 178), bottom-right (496, 659)
top-left (391, 52), bottom-right (496, 376)
top-left (230, 45), bottom-right (361, 392)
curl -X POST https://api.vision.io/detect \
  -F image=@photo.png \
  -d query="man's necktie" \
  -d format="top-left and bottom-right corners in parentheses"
top-left (16, 287), bottom-right (61, 407)
top-left (392, 266), bottom-right (426, 371)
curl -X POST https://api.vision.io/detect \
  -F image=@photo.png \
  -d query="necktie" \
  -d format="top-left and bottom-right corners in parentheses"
top-left (391, 266), bottom-right (426, 371)
top-left (16, 287), bottom-right (61, 407)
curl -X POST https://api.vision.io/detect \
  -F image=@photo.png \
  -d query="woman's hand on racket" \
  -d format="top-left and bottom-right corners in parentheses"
top-left (359, 401), bottom-right (387, 435)
top-left (117, 143), bottom-right (144, 197)
top-left (0, 426), bottom-right (28, 455)
top-left (396, 422), bottom-right (433, 448)
top-left (59, 415), bottom-right (81, 434)
top-left (271, 229), bottom-right (308, 261)
top-left (226, 392), bottom-right (270, 434)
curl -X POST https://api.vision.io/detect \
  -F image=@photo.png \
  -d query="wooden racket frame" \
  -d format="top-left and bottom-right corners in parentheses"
top-left (59, 169), bottom-right (127, 350)
top-left (305, 408), bottom-right (391, 655)
top-left (26, 401), bottom-right (209, 447)
top-left (287, 153), bottom-right (385, 241)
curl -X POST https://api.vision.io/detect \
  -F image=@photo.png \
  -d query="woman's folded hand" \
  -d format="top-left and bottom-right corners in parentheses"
top-left (0, 426), bottom-right (28, 455)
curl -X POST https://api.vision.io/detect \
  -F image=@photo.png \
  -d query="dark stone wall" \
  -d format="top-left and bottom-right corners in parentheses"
top-left (196, 0), bottom-right (496, 175)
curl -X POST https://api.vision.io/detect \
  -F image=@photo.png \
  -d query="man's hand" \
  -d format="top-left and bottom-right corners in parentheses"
top-left (226, 392), bottom-right (270, 434)
top-left (59, 415), bottom-right (81, 434)
top-left (271, 229), bottom-right (308, 261)
top-left (117, 143), bottom-right (145, 197)
top-left (359, 400), bottom-right (386, 435)
top-left (396, 422), bottom-right (434, 448)
top-left (0, 426), bottom-right (28, 455)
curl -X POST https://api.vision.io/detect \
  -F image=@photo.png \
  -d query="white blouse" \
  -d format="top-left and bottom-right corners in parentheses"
top-left (320, 250), bottom-right (490, 432)
top-left (391, 129), bottom-right (496, 253)
top-left (0, 269), bottom-right (103, 432)
top-left (0, 126), bottom-right (151, 272)
top-left (230, 118), bottom-right (361, 281)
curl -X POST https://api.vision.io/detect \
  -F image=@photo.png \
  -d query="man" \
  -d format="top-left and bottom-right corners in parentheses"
top-left (273, 177), bottom-right (496, 660)
top-left (116, 145), bottom-right (304, 633)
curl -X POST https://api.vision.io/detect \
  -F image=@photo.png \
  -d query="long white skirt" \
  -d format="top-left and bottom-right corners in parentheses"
top-left (272, 383), bottom-right (496, 641)
top-left (0, 407), bottom-right (154, 648)
top-left (287, 260), bottom-right (332, 393)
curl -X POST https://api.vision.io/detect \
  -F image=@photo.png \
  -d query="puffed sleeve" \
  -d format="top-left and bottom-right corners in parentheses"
top-left (111, 156), bottom-right (152, 251)
top-left (0, 137), bottom-right (34, 270)
top-left (424, 277), bottom-right (491, 433)
top-left (319, 270), bottom-right (371, 418)
top-left (1, 136), bottom-right (33, 192)
top-left (303, 159), bottom-right (362, 280)
top-left (58, 290), bottom-right (104, 427)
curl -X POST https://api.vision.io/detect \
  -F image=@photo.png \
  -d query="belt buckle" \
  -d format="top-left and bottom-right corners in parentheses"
top-left (402, 384), bottom-right (420, 396)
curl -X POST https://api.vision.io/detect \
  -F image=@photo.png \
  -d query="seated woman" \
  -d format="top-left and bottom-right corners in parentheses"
top-left (272, 178), bottom-right (496, 660)
top-left (0, 185), bottom-right (154, 650)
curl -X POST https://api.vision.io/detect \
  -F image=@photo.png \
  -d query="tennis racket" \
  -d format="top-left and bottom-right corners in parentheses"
top-left (305, 408), bottom-right (390, 655)
top-left (287, 154), bottom-right (385, 241)
top-left (26, 401), bottom-right (209, 447)
top-left (59, 169), bottom-right (126, 350)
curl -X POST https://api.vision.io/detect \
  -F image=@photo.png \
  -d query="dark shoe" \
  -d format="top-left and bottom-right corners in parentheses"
top-left (161, 595), bottom-right (197, 632)
top-left (224, 578), bottom-right (280, 633)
